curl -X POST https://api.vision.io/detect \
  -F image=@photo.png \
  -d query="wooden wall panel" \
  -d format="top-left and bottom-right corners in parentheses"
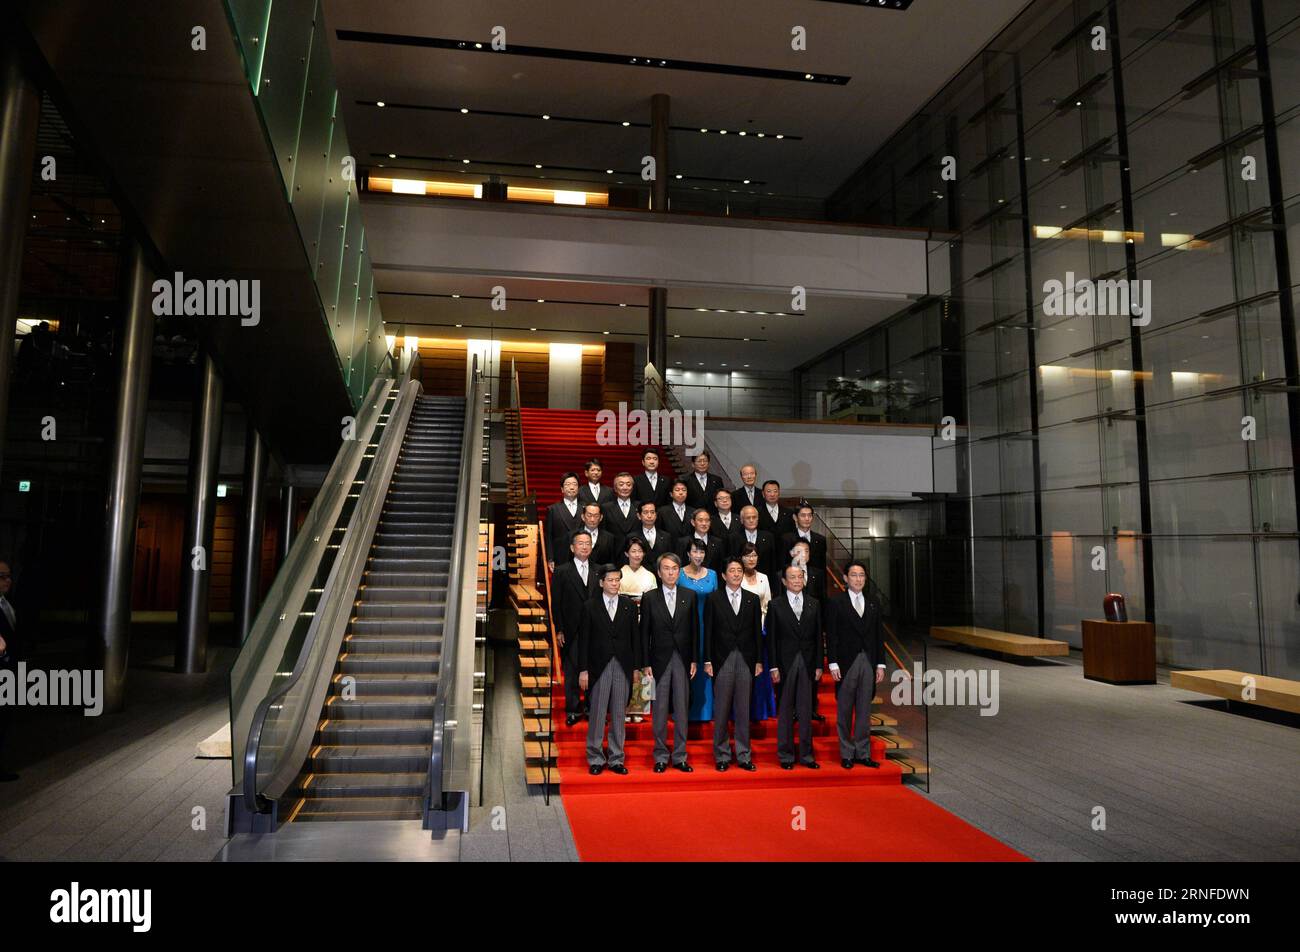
top-left (500, 343), bottom-right (549, 407)
top-left (418, 339), bottom-right (468, 396)
top-left (602, 342), bottom-right (635, 407)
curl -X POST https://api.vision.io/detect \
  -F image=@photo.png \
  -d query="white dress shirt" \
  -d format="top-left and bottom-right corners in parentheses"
top-left (575, 558), bottom-right (589, 584)
top-left (662, 585), bottom-right (676, 617)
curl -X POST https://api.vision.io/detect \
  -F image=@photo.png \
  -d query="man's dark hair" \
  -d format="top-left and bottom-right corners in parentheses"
top-left (722, 557), bottom-right (744, 574)
top-left (656, 552), bottom-right (681, 570)
top-left (561, 471), bottom-right (579, 486)
top-left (597, 563), bottom-right (621, 582)
top-left (693, 450), bottom-right (711, 462)
top-left (845, 560), bottom-right (868, 576)
top-left (615, 471), bottom-right (632, 480)
top-left (585, 458), bottom-right (603, 472)
top-left (671, 478), bottom-right (690, 491)
top-left (642, 449), bottom-right (659, 460)
top-left (796, 502), bottom-right (814, 516)
top-left (762, 479), bottom-right (781, 491)
top-left (638, 499), bottom-right (658, 514)
top-left (570, 529), bottom-right (592, 544)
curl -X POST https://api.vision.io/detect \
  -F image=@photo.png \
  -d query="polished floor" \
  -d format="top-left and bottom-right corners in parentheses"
top-left (2, 627), bottom-right (1297, 861)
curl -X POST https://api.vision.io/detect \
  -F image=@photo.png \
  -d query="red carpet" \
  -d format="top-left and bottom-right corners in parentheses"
top-left (563, 785), bottom-right (1030, 861)
top-left (519, 407), bottom-right (676, 506)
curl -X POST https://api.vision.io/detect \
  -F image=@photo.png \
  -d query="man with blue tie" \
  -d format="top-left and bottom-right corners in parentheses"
top-left (769, 564), bottom-right (823, 770)
top-left (641, 553), bottom-right (697, 773)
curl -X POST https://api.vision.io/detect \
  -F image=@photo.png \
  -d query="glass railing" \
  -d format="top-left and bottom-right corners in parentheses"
top-left (235, 366), bottom-right (420, 817)
top-left (425, 355), bottom-right (491, 830)
top-left (228, 369), bottom-right (395, 801)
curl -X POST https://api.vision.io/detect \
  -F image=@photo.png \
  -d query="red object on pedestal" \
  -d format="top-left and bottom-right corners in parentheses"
top-left (1103, 592), bottom-right (1127, 622)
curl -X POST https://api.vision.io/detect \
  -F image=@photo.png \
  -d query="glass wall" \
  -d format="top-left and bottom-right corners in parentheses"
top-left (826, 0), bottom-right (1300, 678)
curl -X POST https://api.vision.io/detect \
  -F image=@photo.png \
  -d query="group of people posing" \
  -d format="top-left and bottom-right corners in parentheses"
top-left (545, 450), bottom-right (887, 776)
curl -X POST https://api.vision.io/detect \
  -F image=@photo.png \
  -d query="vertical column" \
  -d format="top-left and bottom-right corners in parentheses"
top-left (0, 39), bottom-right (42, 475)
top-left (650, 93), bottom-right (670, 213)
top-left (648, 287), bottom-right (668, 375)
top-left (96, 242), bottom-right (156, 714)
top-left (233, 423), bottom-right (268, 643)
top-left (278, 483), bottom-right (298, 565)
top-left (176, 355), bottom-right (224, 673)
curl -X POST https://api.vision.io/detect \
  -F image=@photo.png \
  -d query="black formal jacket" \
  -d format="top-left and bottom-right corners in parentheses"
top-left (577, 482), bottom-right (614, 509)
top-left (0, 599), bottom-right (16, 666)
top-left (757, 504), bottom-right (796, 538)
top-left (545, 499), bottom-right (584, 563)
top-left (551, 559), bottom-right (599, 642)
top-left (676, 534), bottom-right (726, 573)
top-left (710, 511), bottom-right (743, 552)
top-left (639, 585), bottom-right (698, 677)
top-left (601, 497), bottom-right (640, 545)
top-left (684, 471), bottom-right (726, 514)
top-left (626, 528), bottom-right (673, 569)
top-left (702, 587), bottom-right (763, 670)
top-left (729, 483), bottom-right (761, 513)
top-left (583, 527), bottom-right (620, 567)
top-left (579, 594), bottom-right (643, 680)
top-left (731, 528), bottom-right (777, 580)
top-left (780, 563), bottom-right (826, 605)
top-left (768, 592), bottom-right (825, 678)
top-left (825, 590), bottom-right (886, 671)
top-left (780, 529), bottom-right (828, 570)
top-left (656, 502), bottom-right (696, 543)
top-left (632, 472), bottom-right (671, 509)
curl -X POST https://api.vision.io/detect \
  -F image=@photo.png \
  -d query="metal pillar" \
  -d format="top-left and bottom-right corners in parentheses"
top-left (648, 287), bottom-right (668, 374)
top-left (96, 243), bottom-right (156, 713)
top-left (233, 423), bottom-right (267, 643)
top-left (0, 39), bottom-right (42, 476)
top-left (278, 483), bottom-right (298, 564)
top-left (176, 355), bottom-right (224, 673)
top-left (650, 93), bottom-right (670, 212)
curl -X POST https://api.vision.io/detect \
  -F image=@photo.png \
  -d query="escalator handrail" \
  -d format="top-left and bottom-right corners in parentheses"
top-left (241, 374), bottom-right (421, 815)
top-left (425, 355), bottom-right (485, 821)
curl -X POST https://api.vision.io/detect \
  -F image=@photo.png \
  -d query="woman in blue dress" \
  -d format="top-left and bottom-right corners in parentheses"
top-left (740, 542), bottom-right (777, 720)
top-left (680, 538), bottom-right (717, 722)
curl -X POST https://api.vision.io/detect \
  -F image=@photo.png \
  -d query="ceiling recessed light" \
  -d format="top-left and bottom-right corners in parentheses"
top-left (805, 73), bottom-right (814, 80)
top-left (675, 174), bottom-right (683, 180)
top-left (622, 121), bottom-right (630, 127)
top-left (542, 114), bottom-right (551, 120)
top-left (462, 158), bottom-right (470, 164)
top-left (743, 364), bottom-right (750, 368)
top-left (537, 298), bottom-right (545, 303)
top-left (455, 323), bottom-right (462, 327)
top-left (388, 153), bottom-right (396, 158)
top-left (738, 131), bottom-right (746, 136)
top-left (743, 179), bottom-right (750, 184)
top-left (461, 107), bottom-right (469, 114)
top-left (530, 327), bottom-right (537, 331)
top-left (742, 338), bottom-right (750, 342)
top-left (722, 363), bottom-right (728, 366)
top-left (700, 128), bottom-right (708, 133)
top-left (603, 330), bottom-right (610, 335)
top-left (698, 362), bottom-right (704, 366)
top-left (776, 134), bottom-right (785, 140)
top-left (474, 42), bottom-right (482, 49)
top-left (673, 334), bottom-right (681, 338)
top-left (606, 169), bottom-right (613, 174)
top-left (452, 293), bottom-right (460, 298)
top-left (535, 164), bottom-right (543, 169)
top-left (376, 101), bottom-right (386, 107)
top-left (696, 308), bottom-right (708, 312)
top-left (757, 133), bottom-right (765, 138)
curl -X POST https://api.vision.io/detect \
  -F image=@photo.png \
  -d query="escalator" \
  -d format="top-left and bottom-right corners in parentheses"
top-left (284, 396), bottom-right (464, 822)
top-left (228, 357), bottom-right (489, 836)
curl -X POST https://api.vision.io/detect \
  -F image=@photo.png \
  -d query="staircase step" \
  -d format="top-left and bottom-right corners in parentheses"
top-left (309, 744), bottom-right (431, 773)
top-left (315, 721), bottom-right (434, 746)
top-left (330, 672), bottom-right (439, 696)
top-left (290, 796), bottom-right (425, 821)
top-left (339, 654), bottom-right (441, 675)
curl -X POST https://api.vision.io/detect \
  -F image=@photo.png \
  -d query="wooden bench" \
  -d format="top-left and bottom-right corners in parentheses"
top-left (931, 625), bottom-right (1070, 657)
top-left (1170, 669), bottom-right (1300, 715)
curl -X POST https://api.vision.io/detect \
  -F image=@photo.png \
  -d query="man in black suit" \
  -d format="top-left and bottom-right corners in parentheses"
top-left (769, 564), bottom-right (823, 770)
top-left (826, 561), bottom-right (886, 769)
top-left (758, 480), bottom-right (795, 538)
top-left (0, 560), bottom-right (18, 782)
top-left (578, 565), bottom-right (643, 775)
top-left (703, 559), bottom-right (763, 771)
top-left (729, 463), bottom-right (761, 512)
top-left (736, 505), bottom-right (777, 580)
top-left (545, 472), bottom-right (583, 572)
top-left (632, 449), bottom-right (670, 509)
top-left (627, 500), bottom-right (672, 565)
top-left (786, 540), bottom-right (827, 605)
top-left (676, 508), bottom-right (726, 573)
top-left (551, 530), bottom-right (599, 725)
top-left (601, 472), bottom-right (639, 559)
top-left (780, 502), bottom-right (828, 570)
top-left (577, 458), bottom-right (614, 508)
top-left (684, 450), bottom-right (726, 516)
top-left (640, 553), bottom-right (697, 773)
top-left (711, 487), bottom-right (743, 551)
top-left (579, 503), bottom-right (619, 566)
top-left (656, 479), bottom-right (695, 544)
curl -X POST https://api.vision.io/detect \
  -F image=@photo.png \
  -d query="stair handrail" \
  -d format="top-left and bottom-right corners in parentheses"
top-left (424, 354), bottom-right (488, 830)
top-left (240, 372), bottom-right (421, 815)
top-left (509, 360), bottom-right (531, 503)
top-left (535, 515), bottom-right (558, 802)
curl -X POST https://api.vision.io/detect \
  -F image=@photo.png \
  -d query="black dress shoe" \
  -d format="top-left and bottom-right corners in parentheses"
top-left (654, 762), bottom-right (668, 773)
top-left (589, 764), bottom-right (605, 775)
top-left (780, 762), bottom-right (794, 770)
top-left (715, 761), bottom-right (729, 772)
top-left (811, 712), bottom-right (826, 722)
top-left (566, 714), bottom-right (579, 727)
top-left (841, 758), bottom-right (854, 769)
top-left (672, 761), bottom-right (694, 773)
top-left (737, 760), bottom-right (756, 772)
top-left (856, 757), bottom-right (881, 768)
top-left (607, 764), bottom-right (629, 775)
top-left (802, 760), bottom-right (821, 770)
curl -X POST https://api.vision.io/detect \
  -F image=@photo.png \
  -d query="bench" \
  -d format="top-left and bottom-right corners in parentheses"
top-left (1170, 669), bottom-right (1300, 715)
top-left (931, 625), bottom-right (1070, 658)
